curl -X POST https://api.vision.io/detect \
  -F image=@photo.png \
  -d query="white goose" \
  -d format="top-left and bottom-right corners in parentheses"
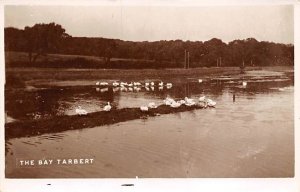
top-left (184, 97), bottom-right (196, 106)
top-left (242, 81), bottom-right (247, 87)
top-left (96, 82), bottom-right (100, 86)
top-left (150, 82), bottom-right (155, 86)
top-left (207, 99), bottom-right (217, 107)
top-left (158, 81), bottom-right (164, 86)
top-left (166, 83), bottom-right (172, 89)
top-left (134, 82), bottom-right (142, 86)
top-left (170, 101), bottom-right (181, 108)
top-left (120, 82), bottom-right (127, 87)
top-left (148, 102), bottom-right (158, 109)
top-left (103, 102), bottom-right (112, 111)
top-left (100, 82), bottom-right (108, 86)
top-left (199, 96), bottom-right (206, 102)
top-left (145, 82), bottom-right (150, 87)
top-left (198, 79), bottom-right (203, 83)
top-left (112, 82), bottom-right (119, 87)
top-left (164, 97), bottom-right (175, 106)
top-left (140, 106), bottom-right (149, 112)
top-left (198, 101), bottom-right (208, 108)
top-left (75, 106), bottom-right (88, 116)
top-left (128, 82), bottom-right (133, 87)
top-left (199, 96), bottom-right (207, 107)
top-left (185, 97), bottom-right (194, 103)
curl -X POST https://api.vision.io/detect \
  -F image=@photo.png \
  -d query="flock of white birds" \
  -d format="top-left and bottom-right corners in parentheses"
top-left (75, 95), bottom-right (216, 115)
top-left (139, 95), bottom-right (216, 112)
top-left (96, 81), bottom-right (173, 88)
top-left (74, 79), bottom-right (248, 116)
top-left (95, 81), bottom-right (174, 93)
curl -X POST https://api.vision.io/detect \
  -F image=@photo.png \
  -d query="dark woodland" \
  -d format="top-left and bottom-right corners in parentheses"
top-left (5, 22), bottom-right (294, 69)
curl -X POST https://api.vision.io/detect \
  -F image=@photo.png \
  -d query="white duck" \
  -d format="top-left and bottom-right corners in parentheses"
top-left (112, 82), bottom-right (119, 87)
top-left (150, 82), bottom-right (155, 86)
top-left (134, 82), bottom-right (142, 86)
top-left (158, 81), bottom-right (164, 86)
top-left (120, 82), bottom-right (127, 87)
top-left (164, 97), bottom-right (175, 106)
top-left (100, 82), bottom-right (108, 86)
top-left (140, 106), bottom-right (149, 112)
top-left (198, 79), bottom-right (203, 83)
top-left (207, 99), bottom-right (217, 107)
top-left (170, 101), bottom-right (181, 108)
top-left (75, 106), bottom-right (88, 116)
top-left (198, 101), bottom-right (208, 108)
top-left (96, 82), bottom-right (100, 86)
top-left (166, 83), bottom-right (172, 89)
top-left (184, 97), bottom-right (196, 106)
top-left (128, 82), bottom-right (133, 87)
top-left (145, 82), bottom-right (150, 87)
top-left (199, 96), bottom-right (206, 102)
top-left (103, 102), bottom-right (112, 111)
top-left (148, 102), bottom-right (158, 109)
top-left (185, 97), bottom-right (194, 103)
top-left (242, 81), bottom-right (247, 87)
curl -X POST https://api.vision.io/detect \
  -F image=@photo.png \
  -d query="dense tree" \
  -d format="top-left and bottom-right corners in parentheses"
top-left (23, 23), bottom-right (69, 63)
top-left (4, 23), bottom-right (294, 68)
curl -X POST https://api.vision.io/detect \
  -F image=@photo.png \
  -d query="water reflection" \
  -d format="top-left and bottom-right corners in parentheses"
top-left (5, 85), bottom-right (294, 177)
top-left (5, 74), bottom-right (293, 122)
top-left (5, 70), bottom-right (294, 178)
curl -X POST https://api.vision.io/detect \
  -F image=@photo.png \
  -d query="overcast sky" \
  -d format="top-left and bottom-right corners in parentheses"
top-left (4, 5), bottom-right (294, 44)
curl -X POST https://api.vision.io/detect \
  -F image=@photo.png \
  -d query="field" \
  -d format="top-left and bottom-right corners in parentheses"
top-left (6, 51), bottom-right (293, 85)
top-left (5, 51), bottom-right (172, 69)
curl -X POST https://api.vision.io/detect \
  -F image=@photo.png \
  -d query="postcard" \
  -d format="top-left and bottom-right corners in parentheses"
top-left (0, 1), bottom-right (299, 192)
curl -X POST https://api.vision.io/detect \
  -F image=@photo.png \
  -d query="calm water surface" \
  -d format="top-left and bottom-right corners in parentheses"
top-left (5, 70), bottom-right (294, 178)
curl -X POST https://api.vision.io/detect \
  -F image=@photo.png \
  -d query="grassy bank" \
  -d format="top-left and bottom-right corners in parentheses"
top-left (5, 104), bottom-right (208, 139)
top-left (5, 51), bottom-right (293, 87)
top-left (5, 51), bottom-right (179, 69)
top-left (5, 66), bottom-right (266, 88)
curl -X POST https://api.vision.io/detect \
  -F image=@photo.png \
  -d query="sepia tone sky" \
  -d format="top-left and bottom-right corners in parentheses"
top-left (4, 5), bottom-right (294, 44)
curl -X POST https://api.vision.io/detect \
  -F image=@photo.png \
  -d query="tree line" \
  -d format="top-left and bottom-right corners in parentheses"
top-left (5, 22), bottom-right (294, 69)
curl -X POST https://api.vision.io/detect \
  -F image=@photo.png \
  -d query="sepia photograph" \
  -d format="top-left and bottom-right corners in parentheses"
top-left (3, 2), bottom-right (295, 181)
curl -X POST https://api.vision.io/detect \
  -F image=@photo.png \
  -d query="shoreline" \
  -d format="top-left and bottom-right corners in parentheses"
top-left (5, 104), bottom-right (209, 139)
top-left (6, 66), bottom-right (262, 86)
top-left (5, 66), bottom-right (293, 88)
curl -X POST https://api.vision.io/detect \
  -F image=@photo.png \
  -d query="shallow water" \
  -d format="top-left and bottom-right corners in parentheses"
top-left (5, 71), bottom-right (294, 178)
